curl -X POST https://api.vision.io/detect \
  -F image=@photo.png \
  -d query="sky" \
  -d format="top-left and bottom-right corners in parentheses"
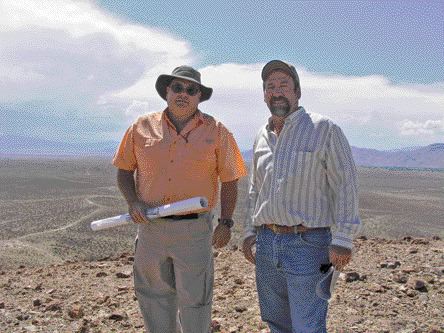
top-left (1, 0), bottom-right (443, 150)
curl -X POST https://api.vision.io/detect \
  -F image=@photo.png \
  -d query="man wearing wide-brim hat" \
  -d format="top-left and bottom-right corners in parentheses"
top-left (113, 65), bottom-right (247, 332)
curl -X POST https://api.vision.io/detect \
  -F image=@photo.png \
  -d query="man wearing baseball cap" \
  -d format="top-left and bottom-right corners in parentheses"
top-left (242, 60), bottom-right (361, 332)
top-left (113, 65), bottom-right (247, 332)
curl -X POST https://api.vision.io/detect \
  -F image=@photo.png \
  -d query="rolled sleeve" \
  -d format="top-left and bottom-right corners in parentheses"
top-left (216, 125), bottom-right (248, 182)
top-left (326, 125), bottom-right (362, 249)
top-left (112, 124), bottom-right (137, 171)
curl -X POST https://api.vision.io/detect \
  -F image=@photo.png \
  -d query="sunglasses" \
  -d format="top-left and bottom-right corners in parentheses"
top-left (170, 82), bottom-right (200, 96)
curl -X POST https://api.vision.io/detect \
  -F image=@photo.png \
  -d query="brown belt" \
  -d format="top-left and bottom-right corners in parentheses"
top-left (161, 213), bottom-right (200, 220)
top-left (263, 224), bottom-right (330, 234)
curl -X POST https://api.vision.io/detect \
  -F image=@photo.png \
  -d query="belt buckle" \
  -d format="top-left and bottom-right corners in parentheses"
top-left (271, 224), bottom-right (280, 234)
top-left (298, 225), bottom-right (311, 233)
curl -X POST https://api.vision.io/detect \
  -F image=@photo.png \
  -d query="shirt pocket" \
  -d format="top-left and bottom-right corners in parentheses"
top-left (133, 135), bottom-right (165, 170)
top-left (133, 132), bottom-right (162, 148)
top-left (286, 151), bottom-right (315, 179)
top-left (182, 144), bottom-right (217, 178)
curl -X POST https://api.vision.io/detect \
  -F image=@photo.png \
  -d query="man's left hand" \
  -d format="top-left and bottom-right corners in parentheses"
top-left (212, 224), bottom-right (231, 248)
top-left (329, 245), bottom-right (352, 271)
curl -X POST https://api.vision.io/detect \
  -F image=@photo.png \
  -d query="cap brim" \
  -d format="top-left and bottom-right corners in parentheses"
top-left (155, 74), bottom-right (213, 102)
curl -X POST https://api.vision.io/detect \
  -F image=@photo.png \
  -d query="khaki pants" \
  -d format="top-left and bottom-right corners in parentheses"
top-left (134, 213), bottom-right (214, 333)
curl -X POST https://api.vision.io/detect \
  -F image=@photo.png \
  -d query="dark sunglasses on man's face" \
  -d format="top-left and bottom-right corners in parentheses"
top-left (170, 82), bottom-right (200, 96)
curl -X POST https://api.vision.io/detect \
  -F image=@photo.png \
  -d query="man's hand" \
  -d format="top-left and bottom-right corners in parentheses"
top-left (242, 235), bottom-right (256, 265)
top-left (128, 201), bottom-right (151, 224)
top-left (329, 245), bottom-right (352, 271)
top-left (212, 223), bottom-right (231, 248)
top-left (117, 169), bottom-right (150, 224)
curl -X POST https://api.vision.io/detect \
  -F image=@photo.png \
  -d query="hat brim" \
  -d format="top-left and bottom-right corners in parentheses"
top-left (155, 74), bottom-right (213, 102)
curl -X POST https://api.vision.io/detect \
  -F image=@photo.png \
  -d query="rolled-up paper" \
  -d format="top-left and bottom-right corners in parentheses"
top-left (90, 197), bottom-right (208, 231)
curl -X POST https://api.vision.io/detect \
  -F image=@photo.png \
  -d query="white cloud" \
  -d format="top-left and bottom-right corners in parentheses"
top-left (400, 119), bottom-right (444, 136)
top-left (124, 100), bottom-right (151, 118)
top-left (201, 64), bottom-right (444, 149)
top-left (301, 74), bottom-right (444, 148)
top-left (1, 0), bottom-right (443, 150)
top-left (0, 0), bottom-right (193, 107)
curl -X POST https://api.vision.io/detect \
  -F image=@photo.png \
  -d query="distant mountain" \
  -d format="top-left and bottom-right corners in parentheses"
top-left (0, 135), bottom-right (118, 157)
top-left (242, 143), bottom-right (444, 169)
top-left (351, 143), bottom-right (444, 169)
top-left (2, 135), bottom-right (443, 168)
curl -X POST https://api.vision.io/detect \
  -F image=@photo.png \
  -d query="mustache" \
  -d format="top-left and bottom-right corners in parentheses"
top-left (175, 97), bottom-right (189, 104)
top-left (270, 96), bottom-right (289, 104)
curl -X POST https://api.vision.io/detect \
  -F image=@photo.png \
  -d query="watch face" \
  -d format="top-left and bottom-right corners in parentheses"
top-left (220, 218), bottom-right (234, 228)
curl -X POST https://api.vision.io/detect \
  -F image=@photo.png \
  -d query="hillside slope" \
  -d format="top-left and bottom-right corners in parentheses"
top-left (0, 237), bottom-right (443, 333)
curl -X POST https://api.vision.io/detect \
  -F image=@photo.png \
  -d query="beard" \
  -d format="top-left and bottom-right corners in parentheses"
top-left (269, 97), bottom-right (291, 117)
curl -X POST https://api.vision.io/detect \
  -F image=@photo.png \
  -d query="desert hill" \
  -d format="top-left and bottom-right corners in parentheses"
top-left (243, 143), bottom-right (444, 169)
top-left (0, 237), bottom-right (443, 332)
top-left (0, 158), bottom-right (443, 332)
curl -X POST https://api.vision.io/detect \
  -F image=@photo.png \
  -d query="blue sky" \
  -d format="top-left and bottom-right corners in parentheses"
top-left (97, 0), bottom-right (444, 84)
top-left (1, 0), bottom-right (443, 150)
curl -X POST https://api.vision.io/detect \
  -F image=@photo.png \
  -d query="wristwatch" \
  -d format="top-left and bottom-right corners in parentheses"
top-left (218, 218), bottom-right (234, 228)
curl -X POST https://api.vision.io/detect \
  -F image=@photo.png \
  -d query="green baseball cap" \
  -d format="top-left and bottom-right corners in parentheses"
top-left (261, 60), bottom-right (300, 89)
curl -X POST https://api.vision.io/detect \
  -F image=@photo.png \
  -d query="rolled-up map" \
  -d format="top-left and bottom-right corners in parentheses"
top-left (90, 197), bottom-right (208, 231)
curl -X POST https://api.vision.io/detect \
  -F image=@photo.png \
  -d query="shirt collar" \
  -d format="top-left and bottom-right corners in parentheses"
top-left (267, 106), bottom-right (306, 132)
top-left (162, 108), bottom-right (204, 133)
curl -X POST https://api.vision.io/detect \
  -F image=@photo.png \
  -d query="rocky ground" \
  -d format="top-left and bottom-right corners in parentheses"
top-left (0, 236), bottom-right (443, 333)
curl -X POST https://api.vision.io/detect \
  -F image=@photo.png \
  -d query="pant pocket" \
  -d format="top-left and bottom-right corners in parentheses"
top-left (299, 229), bottom-right (331, 248)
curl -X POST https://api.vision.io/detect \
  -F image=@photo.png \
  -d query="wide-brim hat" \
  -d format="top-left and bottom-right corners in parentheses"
top-left (155, 65), bottom-right (213, 102)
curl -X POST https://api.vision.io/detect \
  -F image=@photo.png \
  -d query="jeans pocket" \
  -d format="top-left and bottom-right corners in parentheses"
top-left (316, 266), bottom-right (340, 301)
top-left (299, 229), bottom-right (331, 248)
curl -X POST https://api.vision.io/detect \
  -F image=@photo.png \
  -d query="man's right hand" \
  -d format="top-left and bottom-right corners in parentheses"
top-left (242, 235), bottom-right (256, 265)
top-left (128, 201), bottom-right (151, 224)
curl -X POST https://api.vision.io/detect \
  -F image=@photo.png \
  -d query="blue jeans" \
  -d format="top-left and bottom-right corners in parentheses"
top-left (255, 226), bottom-right (332, 333)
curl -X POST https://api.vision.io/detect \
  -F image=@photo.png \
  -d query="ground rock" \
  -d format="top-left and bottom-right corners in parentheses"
top-left (109, 312), bottom-right (127, 321)
top-left (44, 301), bottom-right (62, 312)
top-left (409, 279), bottom-right (428, 292)
top-left (0, 236), bottom-right (443, 332)
top-left (68, 304), bottom-right (84, 319)
top-left (116, 271), bottom-right (132, 278)
top-left (345, 271), bottom-right (361, 282)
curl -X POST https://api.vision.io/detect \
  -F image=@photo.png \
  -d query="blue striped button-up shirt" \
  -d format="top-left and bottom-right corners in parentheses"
top-left (244, 106), bottom-right (361, 249)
